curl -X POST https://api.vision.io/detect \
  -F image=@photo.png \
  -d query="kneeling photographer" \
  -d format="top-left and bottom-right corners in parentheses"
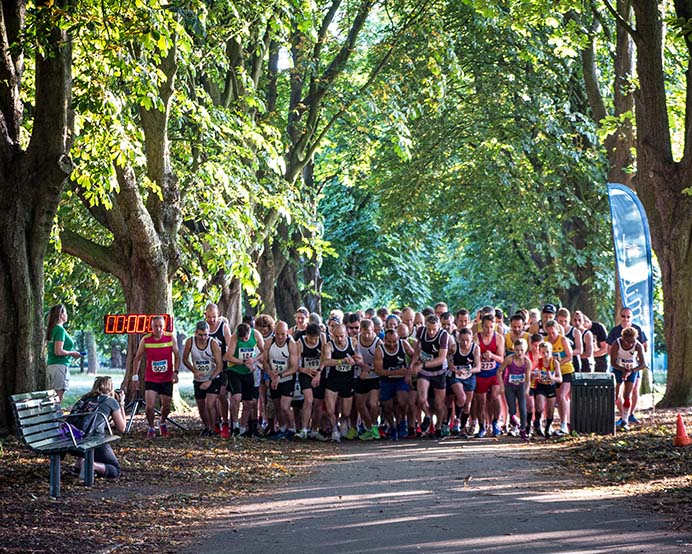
top-left (70, 376), bottom-right (126, 478)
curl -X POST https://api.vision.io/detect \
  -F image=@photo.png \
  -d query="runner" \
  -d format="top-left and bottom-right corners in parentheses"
top-left (182, 321), bottom-right (224, 436)
top-left (263, 321), bottom-right (299, 439)
top-left (412, 315), bottom-right (450, 438)
top-left (573, 310), bottom-right (594, 372)
top-left (224, 322), bottom-right (264, 437)
top-left (532, 341), bottom-right (562, 437)
top-left (447, 327), bottom-right (481, 438)
top-left (294, 323), bottom-right (326, 440)
top-left (609, 327), bottom-right (646, 431)
top-left (321, 324), bottom-right (363, 442)
top-left (556, 308), bottom-right (582, 373)
top-left (473, 315), bottom-right (505, 437)
top-left (498, 338), bottom-right (531, 440)
top-left (374, 329), bottom-right (414, 440)
top-left (354, 319), bottom-right (382, 440)
top-left (205, 303), bottom-right (232, 438)
top-left (545, 319), bottom-right (573, 436)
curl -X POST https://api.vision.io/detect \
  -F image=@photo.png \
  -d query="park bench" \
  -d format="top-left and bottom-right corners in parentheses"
top-left (10, 389), bottom-right (120, 498)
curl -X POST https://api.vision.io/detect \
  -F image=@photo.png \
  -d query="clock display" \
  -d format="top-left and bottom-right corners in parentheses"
top-left (103, 314), bottom-right (173, 334)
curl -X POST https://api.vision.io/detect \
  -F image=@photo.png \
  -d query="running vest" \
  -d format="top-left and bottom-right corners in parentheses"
top-left (477, 332), bottom-right (499, 377)
top-left (416, 327), bottom-right (449, 375)
top-left (209, 320), bottom-right (228, 368)
top-left (327, 338), bottom-right (356, 381)
top-left (230, 332), bottom-right (259, 375)
top-left (299, 335), bottom-right (322, 372)
top-left (268, 338), bottom-right (294, 383)
top-left (564, 325), bottom-right (581, 371)
top-left (357, 335), bottom-right (381, 380)
top-left (504, 356), bottom-right (529, 386)
top-left (143, 332), bottom-right (176, 383)
top-left (615, 337), bottom-right (639, 370)
top-left (505, 331), bottom-right (529, 355)
top-left (379, 340), bottom-right (407, 382)
top-left (190, 337), bottom-right (217, 382)
top-left (451, 342), bottom-right (476, 380)
top-left (536, 357), bottom-right (559, 386)
top-left (550, 334), bottom-right (574, 375)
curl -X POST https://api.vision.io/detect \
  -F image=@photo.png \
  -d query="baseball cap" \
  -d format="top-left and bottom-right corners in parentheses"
top-left (542, 304), bottom-right (556, 314)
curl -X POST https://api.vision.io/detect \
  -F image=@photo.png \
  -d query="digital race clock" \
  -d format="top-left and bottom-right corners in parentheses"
top-left (103, 314), bottom-right (174, 334)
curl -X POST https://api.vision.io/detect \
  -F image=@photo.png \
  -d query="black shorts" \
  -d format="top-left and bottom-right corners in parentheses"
top-left (594, 355), bottom-right (608, 373)
top-left (419, 373), bottom-right (447, 390)
top-left (355, 378), bottom-right (380, 395)
top-left (145, 381), bottom-right (173, 396)
top-left (226, 371), bottom-right (255, 401)
top-left (298, 372), bottom-right (315, 391)
top-left (270, 378), bottom-right (295, 399)
top-left (534, 383), bottom-right (557, 399)
top-left (193, 375), bottom-right (223, 399)
top-left (312, 372), bottom-right (326, 400)
top-left (556, 372), bottom-right (573, 388)
top-left (325, 378), bottom-right (354, 398)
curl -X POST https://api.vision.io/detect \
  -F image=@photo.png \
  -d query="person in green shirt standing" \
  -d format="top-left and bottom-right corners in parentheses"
top-left (46, 304), bottom-right (82, 402)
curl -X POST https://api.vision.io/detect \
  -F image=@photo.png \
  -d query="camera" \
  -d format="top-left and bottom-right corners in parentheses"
top-left (114, 389), bottom-right (124, 400)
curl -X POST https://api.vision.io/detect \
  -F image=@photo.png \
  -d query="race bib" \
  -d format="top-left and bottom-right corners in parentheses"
top-left (420, 351), bottom-right (433, 362)
top-left (152, 359), bottom-right (168, 373)
top-left (335, 362), bottom-right (351, 373)
top-left (481, 360), bottom-right (495, 371)
top-left (273, 359), bottom-right (287, 374)
top-left (239, 347), bottom-right (255, 361)
top-left (509, 373), bottom-right (525, 385)
top-left (305, 357), bottom-right (320, 370)
top-left (293, 378), bottom-right (304, 400)
top-left (619, 359), bottom-right (634, 371)
top-left (195, 359), bottom-right (212, 379)
top-left (455, 365), bottom-right (472, 379)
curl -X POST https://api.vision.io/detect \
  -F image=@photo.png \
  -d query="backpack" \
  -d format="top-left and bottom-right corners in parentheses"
top-left (68, 394), bottom-right (109, 437)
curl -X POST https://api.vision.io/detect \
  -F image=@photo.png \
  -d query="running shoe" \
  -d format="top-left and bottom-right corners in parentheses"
top-left (451, 419), bottom-right (461, 435)
top-left (359, 430), bottom-right (374, 441)
top-left (344, 427), bottom-right (358, 440)
top-left (398, 420), bottom-right (408, 437)
top-left (628, 415), bottom-right (641, 424)
top-left (475, 428), bottom-right (486, 439)
top-left (491, 422), bottom-right (502, 437)
top-left (510, 415), bottom-right (520, 427)
top-left (434, 428), bottom-right (443, 439)
top-left (520, 429), bottom-right (529, 441)
top-left (459, 429), bottom-right (469, 439)
top-left (232, 426), bottom-right (240, 436)
top-left (615, 418), bottom-right (625, 427)
top-left (159, 423), bottom-right (169, 437)
top-left (405, 429), bottom-right (417, 439)
top-left (371, 426), bottom-right (381, 440)
top-left (421, 416), bottom-right (431, 433)
top-left (311, 430), bottom-right (329, 442)
top-left (441, 424), bottom-right (450, 437)
top-left (378, 427), bottom-right (387, 439)
top-left (357, 423), bottom-right (366, 435)
top-left (331, 430), bottom-right (341, 442)
top-left (533, 426), bottom-right (544, 437)
top-left (295, 429), bottom-right (309, 440)
top-left (544, 425), bottom-right (552, 437)
top-left (389, 428), bottom-right (399, 441)
top-left (509, 425), bottom-right (519, 437)
top-left (220, 423), bottom-right (230, 439)
top-left (147, 427), bottom-right (156, 439)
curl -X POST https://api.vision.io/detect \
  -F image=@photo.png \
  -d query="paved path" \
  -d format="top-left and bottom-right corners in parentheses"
top-left (188, 438), bottom-right (691, 553)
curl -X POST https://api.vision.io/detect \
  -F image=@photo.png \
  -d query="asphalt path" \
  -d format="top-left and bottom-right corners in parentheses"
top-left (188, 437), bottom-right (692, 553)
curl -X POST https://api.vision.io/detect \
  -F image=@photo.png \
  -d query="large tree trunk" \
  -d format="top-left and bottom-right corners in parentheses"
top-left (631, 0), bottom-right (692, 406)
top-left (216, 273), bottom-right (242, 330)
top-left (0, 0), bottom-right (73, 432)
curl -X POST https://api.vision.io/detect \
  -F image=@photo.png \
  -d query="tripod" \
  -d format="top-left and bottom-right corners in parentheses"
top-left (124, 387), bottom-right (187, 433)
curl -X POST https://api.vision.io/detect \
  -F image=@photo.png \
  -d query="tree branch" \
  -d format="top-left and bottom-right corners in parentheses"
top-left (60, 227), bottom-right (122, 277)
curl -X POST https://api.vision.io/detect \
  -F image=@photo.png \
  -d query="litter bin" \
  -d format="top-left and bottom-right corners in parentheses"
top-left (570, 372), bottom-right (616, 435)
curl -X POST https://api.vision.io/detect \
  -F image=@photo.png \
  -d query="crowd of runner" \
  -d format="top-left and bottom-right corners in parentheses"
top-left (151, 302), bottom-right (649, 442)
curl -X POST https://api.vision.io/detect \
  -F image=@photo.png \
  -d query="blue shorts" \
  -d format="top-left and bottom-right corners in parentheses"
top-left (612, 369), bottom-right (639, 384)
top-left (380, 379), bottom-right (410, 401)
top-left (447, 375), bottom-right (476, 393)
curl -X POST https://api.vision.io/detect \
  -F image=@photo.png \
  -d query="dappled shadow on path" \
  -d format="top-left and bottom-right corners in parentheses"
top-left (190, 439), bottom-right (691, 554)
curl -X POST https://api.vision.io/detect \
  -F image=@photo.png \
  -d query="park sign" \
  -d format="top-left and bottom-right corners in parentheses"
top-left (607, 183), bottom-right (655, 370)
top-left (103, 314), bottom-right (174, 335)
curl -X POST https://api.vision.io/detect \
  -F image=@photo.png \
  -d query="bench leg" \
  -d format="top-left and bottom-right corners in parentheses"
top-left (49, 454), bottom-right (61, 498)
top-left (83, 450), bottom-right (95, 486)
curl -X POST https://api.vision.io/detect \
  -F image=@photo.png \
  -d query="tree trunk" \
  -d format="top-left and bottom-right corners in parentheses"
top-left (86, 331), bottom-right (99, 375)
top-left (0, 0), bottom-right (73, 432)
top-left (217, 274), bottom-right (242, 330)
top-left (631, 0), bottom-right (692, 406)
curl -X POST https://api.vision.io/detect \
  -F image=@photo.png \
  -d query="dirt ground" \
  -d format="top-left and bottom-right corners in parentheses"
top-left (1, 409), bottom-right (691, 553)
